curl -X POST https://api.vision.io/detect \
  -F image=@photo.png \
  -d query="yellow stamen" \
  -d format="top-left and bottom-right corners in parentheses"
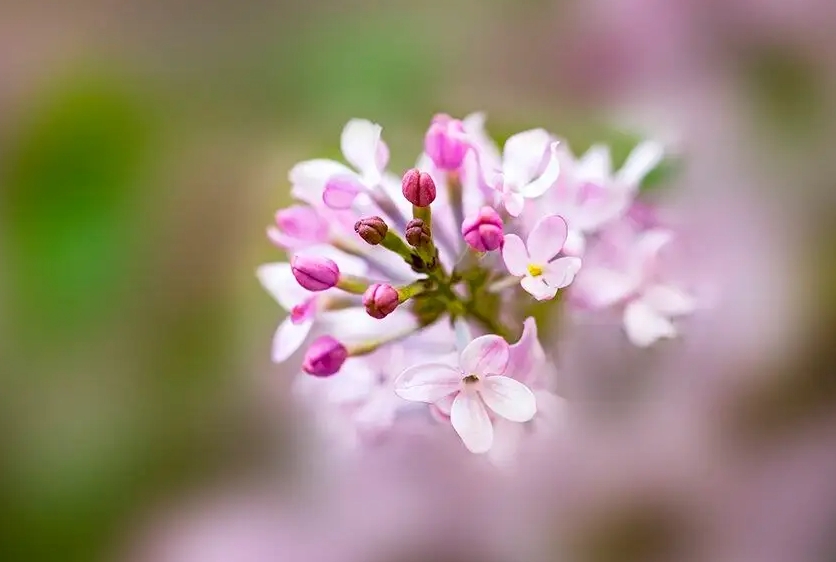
top-left (527, 264), bottom-right (544, 277)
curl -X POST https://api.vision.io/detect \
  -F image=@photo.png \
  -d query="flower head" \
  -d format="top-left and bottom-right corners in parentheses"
top-left (461, 206), bottom-right (504, 252)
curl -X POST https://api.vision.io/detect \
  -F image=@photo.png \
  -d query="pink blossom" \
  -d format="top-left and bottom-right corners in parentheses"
top-left (502, 215), bottom-right (583, 300)
top-left (461, 206), bottom-right (504, 252)
top-left (574, 226), bottom-right (696, 347)
top-left (394, 335), bottom-right (537, 453)
top-left (289, 119), bottom-right (390, 210)
top-left (539, 140), bottom-right (664, 255)
top-left (424, 113), bottom-right (470, 171)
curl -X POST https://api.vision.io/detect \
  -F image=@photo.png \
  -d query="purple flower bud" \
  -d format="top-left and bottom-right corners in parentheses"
top-left (462, 206), bottom-right (504, 252)
top-left (302, 336), bottom-right (348, 376)
top-left (424, 114), bottom-right (469, 171)
top-left (354, 216), bottom-right (389, 245)
top-left (401, 169), bottom-right (436, 207)
top-left (291, 255), bottom-right (340, 291)
top-left (405, 218), bottom-right (431, 247)
top-left (362, 283), bottom-right (400, 319)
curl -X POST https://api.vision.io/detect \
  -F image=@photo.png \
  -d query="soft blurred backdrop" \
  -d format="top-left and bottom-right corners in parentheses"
top-left (2, 1), bottom-right (836, 561)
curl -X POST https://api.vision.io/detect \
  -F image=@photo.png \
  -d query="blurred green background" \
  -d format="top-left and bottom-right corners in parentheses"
top-left (2, 1), bottom-right (815, 560)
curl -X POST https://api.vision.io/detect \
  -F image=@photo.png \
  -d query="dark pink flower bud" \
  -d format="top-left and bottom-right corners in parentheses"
top-left (354, 216), bottom-right (389, 245)
top-left (302, 336), bottom-right (347, 376)
top-left (362, 283), bottom-right (400, 319)
top-left (405, 218), bottom-right (431, 247)
top-left (291, 255), bottom-right (339, 291)
top-left (462, 206), bottom-right (504, 252)
top-left (424, 114), bottom-right (468, 171)
top-left (401, 168), bottom-right (436, 207)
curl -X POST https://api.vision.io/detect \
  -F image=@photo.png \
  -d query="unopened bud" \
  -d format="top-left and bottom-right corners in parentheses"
top-left (462, 206), bottom-right (504, 252)
top-left (424, 114), bottom-right (469, 171)
top-left (362, 283), bottom-right (400, 319)
top-left (401, 169), bottom-right (437, 207)
top-left (354, 216), bottom-right (389, 245)
top-left (302, 336), bottom-right (348, 376)
top-left (405, 218), bottom-right (431, 247)
top-left (291, 255), bottom-right (340, 291)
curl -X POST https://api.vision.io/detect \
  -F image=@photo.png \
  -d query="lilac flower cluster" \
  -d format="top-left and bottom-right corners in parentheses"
top-left (257, 114), bottom-right (696, 455)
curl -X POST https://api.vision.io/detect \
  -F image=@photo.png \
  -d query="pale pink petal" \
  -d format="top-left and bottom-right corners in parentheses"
top-left (322, 174), bottom-right (364, 209)
top-left (433, 393), bottom-right (455, 417)
top-left (503, 190), bottom-right (526, 217)
top-left (480, 375), bottom-right (537, 422)
top-left (502, 128), bottom-right (551, 186)
top-left (575, 144), bottom-right (611, 184)
top-left (341, 119), bottom-right (383, 183)
top-left (460, 334), bottom-right (510, 376)
top-left (462, 111), bottom-right (502, 168)
top-left (617, 140), bottom-right (664, 188)
top-left (256, 263), bottom-right (310, 310)
top-left (375, 139), bottom-right (390, 172)
top-left (272, 317), bottom-right (313, 362)
top-left (642, 284), bottom-right (696, 316)
top-left (450, 392), bottom-right (494, 454)
top-left (543, 256), bottom-right (582, 289)
top-left (519, 142), bottom-right (561, 198)
top-left (504, 317), bottom-right (545, 384)
top-left (288, 159), bottom-right (354, 196)
top-left (575, 267), bottom-right (639, 308)
top-left (562, 229), bottom-right (587, 256)
top-left (501, 234), bottom-right (530, 276)
top-left (393, 363), bottom-right (461, 403)
top-left (623, 299), bottom-right (677, 347)
top-left (526, 214), bottom-right (569, 263)
top-left (521, 275), bottom-right (558, 301)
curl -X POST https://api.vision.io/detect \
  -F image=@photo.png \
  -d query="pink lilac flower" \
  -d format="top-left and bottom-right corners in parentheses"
top-left (424, 114), bottom-right (470, 171)
top-left (461, 206), bottom-right (504, 252)
top-left (289, 119), bottom-right (390, 210)
top-left (541, 140), bottom-right (664, 255)
top-left (267, 204), bottom-right (331, 250)
top-left (574, 226), bottom-right (696, 347)
top-left (502, 215), bottom-right (583, 300)
top-left (394, 334), bottom-right (537, 453)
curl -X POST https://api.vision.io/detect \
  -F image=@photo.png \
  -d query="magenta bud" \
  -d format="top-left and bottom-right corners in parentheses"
top-left (291, 255), bottom-right (340, 291)
top-left (354, 216), bottom-right (389, 245)
top-left (401, 168), bottom-right (436, 207)
top-left (462, 206), bottom-right (504, 252)
top-left (362, 283), bottom-right (400, 319)
top-left (424, 114), bottom-right (469, 171)
top-left (302, 336), bottom-right (348, 376)
top-left (405, 218), bottom-right (431, 247)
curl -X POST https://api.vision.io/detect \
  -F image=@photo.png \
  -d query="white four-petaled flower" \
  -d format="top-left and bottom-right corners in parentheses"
top-left (502, 215), bottom-right (583, 300)
top-left (394, 335), bottom-right (537, 453)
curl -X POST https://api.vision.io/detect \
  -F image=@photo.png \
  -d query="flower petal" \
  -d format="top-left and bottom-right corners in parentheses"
top-left (289, 159), bottom-right (354, 200)
top-left (527, 214), bottom-right (569, 263)
top-left (643, 284), bottom-right (696, 317)
top-left (322, 174), bottom-right (365, 209)
top-left (543, 256), bottom-right (582, 289)
top-left (575, 267), bottom-right (638, 308)
top-left (521, 275), bottom-right (558, 301)
top-left (623, 299), bottom-right (677, 347)
top-left (501, 234), bottom-right (530, 276)
top-left (272, 316), bottom-right (313, 362)
top-left (394, 363), bottom-right (461, 403)
top-left (503, 190), bottom-right (526, 217)
top-left (504, 317), bottom-right (546, 384)
top-left (502, 128), bottom-right (551, 186)
top-left (256, 262), bottom-right (310, 310)
top-left (450, 391), bottom-right (494, 454)
top-left (617, 140), bottom-right (664, 188)
top-left (460, 334), bottom-right (510, 376)
top-left (519, 142), bottom-right (561, 198)
top-left (341, 119), bottom-right (384, 183)
top-left (575, 144), bottom-right (611, 184)
top-left (480, 375), bottom-right (537, 422)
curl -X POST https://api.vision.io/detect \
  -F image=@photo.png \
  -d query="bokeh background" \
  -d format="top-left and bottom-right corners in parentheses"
top-left (3, 1), bottom-right (836, 561)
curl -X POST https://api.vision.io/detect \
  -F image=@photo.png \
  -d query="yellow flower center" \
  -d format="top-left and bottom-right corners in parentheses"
top-left (527, 263), bottom-right (544, 277)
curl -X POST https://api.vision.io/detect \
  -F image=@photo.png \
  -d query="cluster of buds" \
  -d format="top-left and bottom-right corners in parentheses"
top-left (258, 114), bottom-right (692, 455)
